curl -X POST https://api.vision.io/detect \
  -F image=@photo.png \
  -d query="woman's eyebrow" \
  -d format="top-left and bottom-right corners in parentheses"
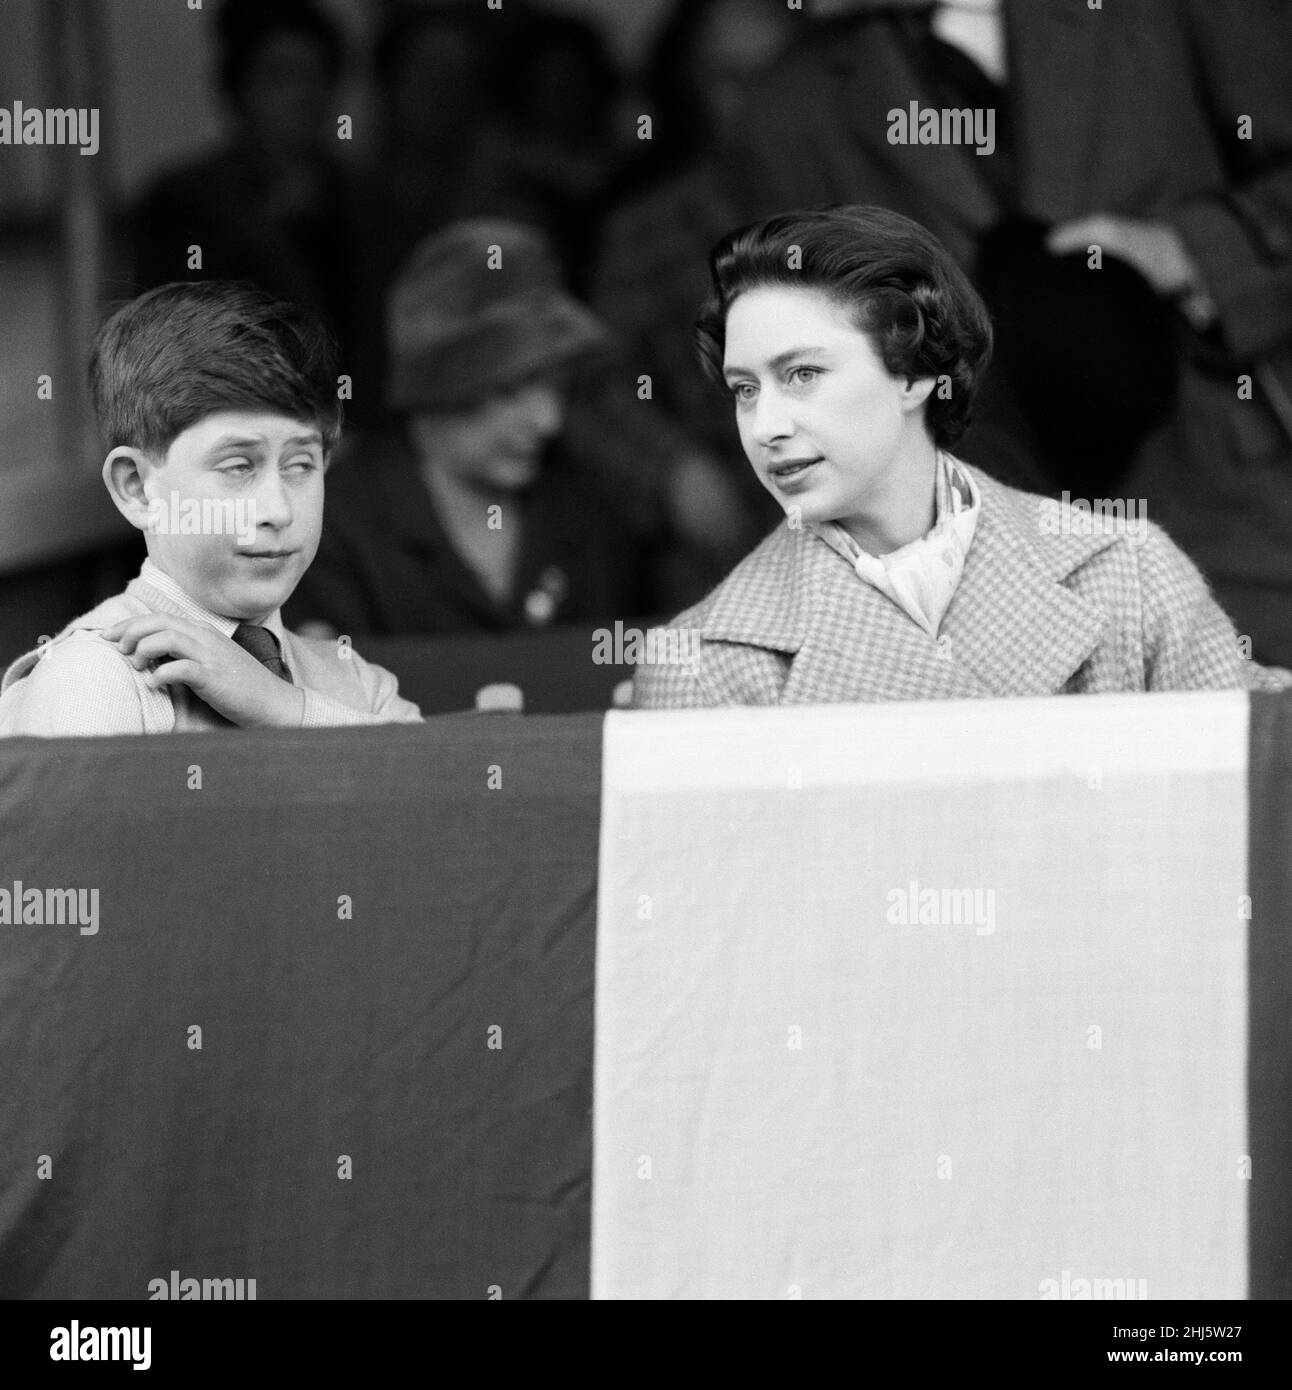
top-left (723, 346), bottom-right (831, 381)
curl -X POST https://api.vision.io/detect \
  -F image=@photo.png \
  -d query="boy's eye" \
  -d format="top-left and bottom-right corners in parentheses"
top-left (284, 457), bottom-right (319, 473)
top-left (219, 459), bottom-right (254, 474)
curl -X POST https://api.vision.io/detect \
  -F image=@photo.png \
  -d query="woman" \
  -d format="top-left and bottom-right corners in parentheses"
top-left (631, 205), bottom-right (1289, 707)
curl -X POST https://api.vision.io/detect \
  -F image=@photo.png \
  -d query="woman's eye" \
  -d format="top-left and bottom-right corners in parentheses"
top-left (731, 382), bottom-right (757, 403)
top-left (789, 366), bottom-right (821, 386)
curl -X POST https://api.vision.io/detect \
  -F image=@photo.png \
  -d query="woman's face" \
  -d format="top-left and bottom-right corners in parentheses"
top-left (721, 284), bottom-right (934, 532)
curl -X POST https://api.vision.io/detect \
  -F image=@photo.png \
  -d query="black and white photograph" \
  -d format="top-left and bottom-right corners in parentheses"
top-left (0, 0), bottom-right (1289, 1357)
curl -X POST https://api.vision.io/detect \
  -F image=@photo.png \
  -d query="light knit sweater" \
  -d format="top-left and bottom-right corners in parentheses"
top-left (0, 562), bottom-right (422, 737)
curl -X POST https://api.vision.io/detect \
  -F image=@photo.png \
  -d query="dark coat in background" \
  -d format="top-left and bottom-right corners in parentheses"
top-left (131, 142), bottom-right (357, 354)
top-left (286, 429), bottom-right (653, 637)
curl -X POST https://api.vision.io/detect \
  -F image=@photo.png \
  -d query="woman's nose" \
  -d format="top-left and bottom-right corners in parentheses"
top-left (751, 387), bottom-right (792, 445)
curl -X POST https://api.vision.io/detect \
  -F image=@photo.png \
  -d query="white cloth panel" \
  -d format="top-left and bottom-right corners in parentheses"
top-left (594, 693), bottom-right (1248, 1299)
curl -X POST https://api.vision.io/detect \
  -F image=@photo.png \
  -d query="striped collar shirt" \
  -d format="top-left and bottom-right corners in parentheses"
top-left (138, 559), bottom-right (289, 649)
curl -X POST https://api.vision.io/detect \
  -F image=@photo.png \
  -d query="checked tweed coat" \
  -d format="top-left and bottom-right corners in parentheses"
top-left (630, 465), bottom-right (1291, 709)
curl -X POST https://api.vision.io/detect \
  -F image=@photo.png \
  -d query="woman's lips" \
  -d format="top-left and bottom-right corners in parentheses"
top-left (769, 457), bottom-right (822, 488)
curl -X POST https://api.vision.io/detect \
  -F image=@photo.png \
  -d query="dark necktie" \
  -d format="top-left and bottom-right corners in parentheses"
top-left (231, 623), bottom-right (293, 683)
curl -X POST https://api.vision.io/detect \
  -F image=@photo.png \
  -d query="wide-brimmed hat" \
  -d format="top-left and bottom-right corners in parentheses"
top-left (385, 219), bottom-right (608, 412)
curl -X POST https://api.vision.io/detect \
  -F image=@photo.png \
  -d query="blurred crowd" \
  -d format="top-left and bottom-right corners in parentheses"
top-left (119, 0), bottom-right (1292, 664)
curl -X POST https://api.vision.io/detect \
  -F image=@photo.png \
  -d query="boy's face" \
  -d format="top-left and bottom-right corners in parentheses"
top-left (133, 411), bottom-right (326, 622)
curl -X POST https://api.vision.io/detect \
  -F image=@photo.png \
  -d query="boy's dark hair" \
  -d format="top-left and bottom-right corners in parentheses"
top-left (89, 280), bottom-right (343, 458)
top-left (695, 205), bottom-right (993, 448)
top-left (216, 0), bottom-right (344, 102)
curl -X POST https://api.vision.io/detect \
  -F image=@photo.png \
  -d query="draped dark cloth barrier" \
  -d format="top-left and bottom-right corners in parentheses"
top-left (0, 716), bottom-right (601, 1299)
top-left (1, 693), bottom-right (1290, 1299)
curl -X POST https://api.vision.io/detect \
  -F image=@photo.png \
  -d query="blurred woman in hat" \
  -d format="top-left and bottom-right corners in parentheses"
top-left (287, 220), bottom-right (652, 636)
top-left (631, 205), bottom-right (1290, 708)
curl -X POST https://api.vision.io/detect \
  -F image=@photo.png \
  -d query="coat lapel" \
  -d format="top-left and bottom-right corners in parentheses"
top-left (698, 522), bottom-right (815, 657)
top-left (697, 468), bottom-right (1118, 703)
top-left (781, 536), bottom-right (992, 704)
top-left (942, 472), bottom-right (1113, 696)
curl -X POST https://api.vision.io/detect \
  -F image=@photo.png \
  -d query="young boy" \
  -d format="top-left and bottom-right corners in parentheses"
top-left (0, 281), bottom-right (422, 735)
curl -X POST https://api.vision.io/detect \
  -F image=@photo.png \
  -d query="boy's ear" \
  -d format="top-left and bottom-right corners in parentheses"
top-left (102, 447), bottom-right (158, 531)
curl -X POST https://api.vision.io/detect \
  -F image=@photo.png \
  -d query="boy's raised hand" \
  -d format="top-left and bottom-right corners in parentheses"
top-left (102, 614), bottom-right (304, 729)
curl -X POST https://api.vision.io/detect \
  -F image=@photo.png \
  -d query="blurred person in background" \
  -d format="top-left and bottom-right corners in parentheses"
top-left (349, 2), bottom-right (763, 616)
top-left (591, 0), bottom-right (803, 605)
top-left (327, 3), bottom-right (754, 612)
top-left (286, 220), bottom-right (653, 637)
top-left (346, 2), bottom-right (530, 423)
top-left (609, 0), bottom-right (801, 207)
top-left (131, 0), bottom-right (355, 353)
top-left (706, 0), bottom-right (1292, 665)
top-left (494, 6), bottom-right (627, 295)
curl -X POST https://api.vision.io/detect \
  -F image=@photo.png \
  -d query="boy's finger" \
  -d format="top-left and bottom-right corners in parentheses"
top-left (126, 630), bottom-right (197, 669)
top-left (143, 659), bottom-right (201, 690)
top-left (110, 624), bottom-right (180, 661)
top-left (105, 613), bottom-right (203, 652)
top-left (103, 615), bottom-right (172, 650)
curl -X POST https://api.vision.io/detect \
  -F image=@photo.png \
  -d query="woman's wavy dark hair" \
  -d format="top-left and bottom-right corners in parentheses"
top-left (695, 205), bottom-right (993, 448)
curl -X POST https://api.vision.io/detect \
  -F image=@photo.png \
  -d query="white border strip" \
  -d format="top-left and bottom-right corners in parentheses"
top-left (605, 691), bottom-right (1248, 793)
